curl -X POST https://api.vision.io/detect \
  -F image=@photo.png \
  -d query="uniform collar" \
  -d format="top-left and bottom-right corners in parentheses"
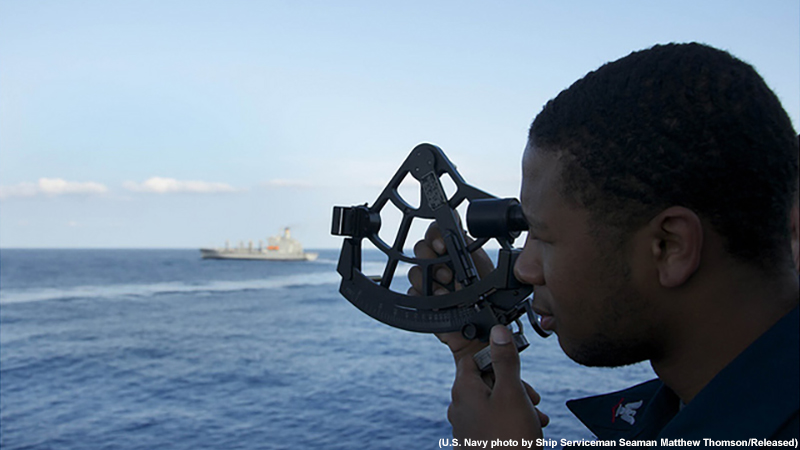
top-left (567, 305), bottom-right (799, 440)
top-left (567, 378), bottom-right (675, 440)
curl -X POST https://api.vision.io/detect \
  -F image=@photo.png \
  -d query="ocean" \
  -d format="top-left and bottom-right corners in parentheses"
top-left (0, 249), bottom-right (656, 449)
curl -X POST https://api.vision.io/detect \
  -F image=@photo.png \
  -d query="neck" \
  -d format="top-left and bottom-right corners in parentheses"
top-left (650, 264), bottom-right (798, 404)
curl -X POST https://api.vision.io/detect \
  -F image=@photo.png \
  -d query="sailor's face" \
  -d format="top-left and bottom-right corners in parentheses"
top-left (514, 142), bottom-right (653, 367)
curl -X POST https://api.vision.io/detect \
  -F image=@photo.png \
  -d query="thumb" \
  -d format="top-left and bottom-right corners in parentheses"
top-left (489, 325), bottom-right (522, 392)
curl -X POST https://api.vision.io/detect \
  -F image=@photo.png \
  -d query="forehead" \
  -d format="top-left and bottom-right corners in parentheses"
top-left (520, 143), bottom-right (573, 228)
top-left (521, 143), bottom-right (563, 200)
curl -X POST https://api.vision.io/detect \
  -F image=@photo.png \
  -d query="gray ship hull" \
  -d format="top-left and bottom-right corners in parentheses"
top-left (200, 248), bottom-right (318, 261)
top-left (201, 228), bottom-right (317, 261)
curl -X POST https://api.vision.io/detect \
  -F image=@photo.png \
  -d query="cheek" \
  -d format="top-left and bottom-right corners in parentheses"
top-left (542, 244), bottom-right (584, 296)
top-left (543, 245), bottom-right (602, 326)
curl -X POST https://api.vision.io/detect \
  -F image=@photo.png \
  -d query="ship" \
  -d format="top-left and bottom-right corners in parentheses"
top-left (200, 228), bottom-right (318, 261)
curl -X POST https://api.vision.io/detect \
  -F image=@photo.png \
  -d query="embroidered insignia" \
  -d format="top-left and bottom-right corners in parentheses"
top-left (613, 399), bottom-right (643, 425)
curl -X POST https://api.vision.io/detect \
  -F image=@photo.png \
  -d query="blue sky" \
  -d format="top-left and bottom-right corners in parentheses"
top-left (1, 1), bottom-right (798, 249)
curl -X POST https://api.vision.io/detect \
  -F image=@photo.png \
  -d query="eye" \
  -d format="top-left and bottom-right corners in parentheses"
top-left (526, 230), bottom-right (550, 244)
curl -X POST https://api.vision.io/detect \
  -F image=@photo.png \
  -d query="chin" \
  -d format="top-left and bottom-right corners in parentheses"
top-left (560, 334), bottom-right (651, 368)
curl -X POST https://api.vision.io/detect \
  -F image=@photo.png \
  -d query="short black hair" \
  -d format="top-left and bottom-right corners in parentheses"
top-left (529, 42), bottom-right (799, 272)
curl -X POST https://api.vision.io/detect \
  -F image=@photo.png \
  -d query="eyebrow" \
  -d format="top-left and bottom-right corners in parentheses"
top-left (521, 205), bottom-right (548, 231)
top-left (527, 216), bottom-right (548, 232)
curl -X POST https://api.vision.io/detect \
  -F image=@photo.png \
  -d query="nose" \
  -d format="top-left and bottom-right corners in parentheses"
top-left (514, 238), bottom-right (544, 286)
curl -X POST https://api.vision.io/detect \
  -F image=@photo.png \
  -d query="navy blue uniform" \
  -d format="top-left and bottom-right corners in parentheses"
top-left (567, 306), bottom-right (799, 443)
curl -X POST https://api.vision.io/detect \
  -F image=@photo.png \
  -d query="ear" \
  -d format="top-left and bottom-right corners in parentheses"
top-left (791, 202), bottom-right (799, 272)
top-left (648, 206), bottom-right (703, 288)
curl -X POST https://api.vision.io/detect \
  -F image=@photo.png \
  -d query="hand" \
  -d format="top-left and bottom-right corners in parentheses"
top-left (448, 325), bottom-right (546, 445)
top-left (407, 222), bottom-right (494, 372)
top-left (407, 224), bottom-right (549, 444)
top-left (407, 222), bottom-right (495, 296)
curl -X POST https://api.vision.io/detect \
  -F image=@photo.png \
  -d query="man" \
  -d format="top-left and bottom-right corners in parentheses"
top-left (409, 43), bottom-right (799, 444)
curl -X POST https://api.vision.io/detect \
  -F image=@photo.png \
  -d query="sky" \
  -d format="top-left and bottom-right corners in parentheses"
top-left (1, 0), bottom-right (798, 249)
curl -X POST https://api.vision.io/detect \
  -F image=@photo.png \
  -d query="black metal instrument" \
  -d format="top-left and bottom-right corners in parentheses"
top-left (331, 143), bottom-right (550, 370)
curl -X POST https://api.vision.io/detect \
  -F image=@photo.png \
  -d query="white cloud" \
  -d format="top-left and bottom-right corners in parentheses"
top-left (0, 182), bottom-right (37, 199)
top-left (0, 178), bottom-right (108, 199)
top-left (39, 178), bottom-right (108, 195)
top-left (123, 177), bottom-right (238, 194)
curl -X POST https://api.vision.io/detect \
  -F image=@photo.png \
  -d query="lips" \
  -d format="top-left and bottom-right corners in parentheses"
top-left (531, 304), bottom-right (555, 331)
top-left (538, 313), bottom-right (556, 331)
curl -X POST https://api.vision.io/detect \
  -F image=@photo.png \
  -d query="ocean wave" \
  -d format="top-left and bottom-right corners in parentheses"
top-left (309, 257), bottom-right (340, 265)
top-left (0, 259), bottom-right (411, 305)
top-left (0, 272), bottom-right (343, 305)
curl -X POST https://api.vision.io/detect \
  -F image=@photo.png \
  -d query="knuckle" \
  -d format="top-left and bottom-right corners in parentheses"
top-left (435, 266), bottom-right (452, 284)
top-left (434, 286), bottom-right (449, 296)
top-left (407, 265), bottom-right (421, 282)
top-left (412, 240), bottom-right (430, 258)
top-left (424, 223), bottom-right (442, 240)
top-left (450, 383), bottom-right (460, 403)
top-left (491, 354), bottom-right (520, 375)
top-left (446, 402), bottom-right (459, 425)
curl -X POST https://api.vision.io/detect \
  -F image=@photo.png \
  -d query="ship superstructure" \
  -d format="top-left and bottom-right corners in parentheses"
top-left (200, 228), bottom-right (318, 261)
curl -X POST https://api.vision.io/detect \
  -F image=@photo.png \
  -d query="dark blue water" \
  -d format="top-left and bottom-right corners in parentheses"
top-left (1, 249), bottom-right (655, 449)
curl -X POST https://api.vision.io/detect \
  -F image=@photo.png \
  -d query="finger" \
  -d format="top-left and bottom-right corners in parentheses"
top-left (522, 380), bottom-right (541, 405)
top-left (452, 352), bottom-right (491, 402)
top-left (436, 331), bottom-right (469, 348)
top-left (436, 331), bottom-right (487, 363)
top-left (407, 266), bottom-right (423, 294)
top-left (407, 265), bottom-right (449, 296)
top-left (407, 286), bottom-right (420, 297)
top-left (471, 247), bottom-right (495, 279)
top-left (488, 325), bottom-right (522, 396)
top-left (413, 239), bottom-right (439, 259)
top-left (537, 408), bottom-right (550, 428)
top-left (411, 237), bottom-right (453, 287)
top-left (407, 283), bottom-right (448, 297)
top-left (423, 219), bottom-right (492, 279)
top-left (460, 232), bottom-right (495, 278)
top-left (424, 224), bottom-right (447, 255)
top-left (423, 213), bottom-right (495, 273)
top-left (435, 266), bottom-right (453, 285)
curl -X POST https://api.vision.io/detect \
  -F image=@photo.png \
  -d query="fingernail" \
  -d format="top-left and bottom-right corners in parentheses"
top-left (491, 325), bottom-right (511, 345)
top-left (433, 239), bottom-right (445, 254)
